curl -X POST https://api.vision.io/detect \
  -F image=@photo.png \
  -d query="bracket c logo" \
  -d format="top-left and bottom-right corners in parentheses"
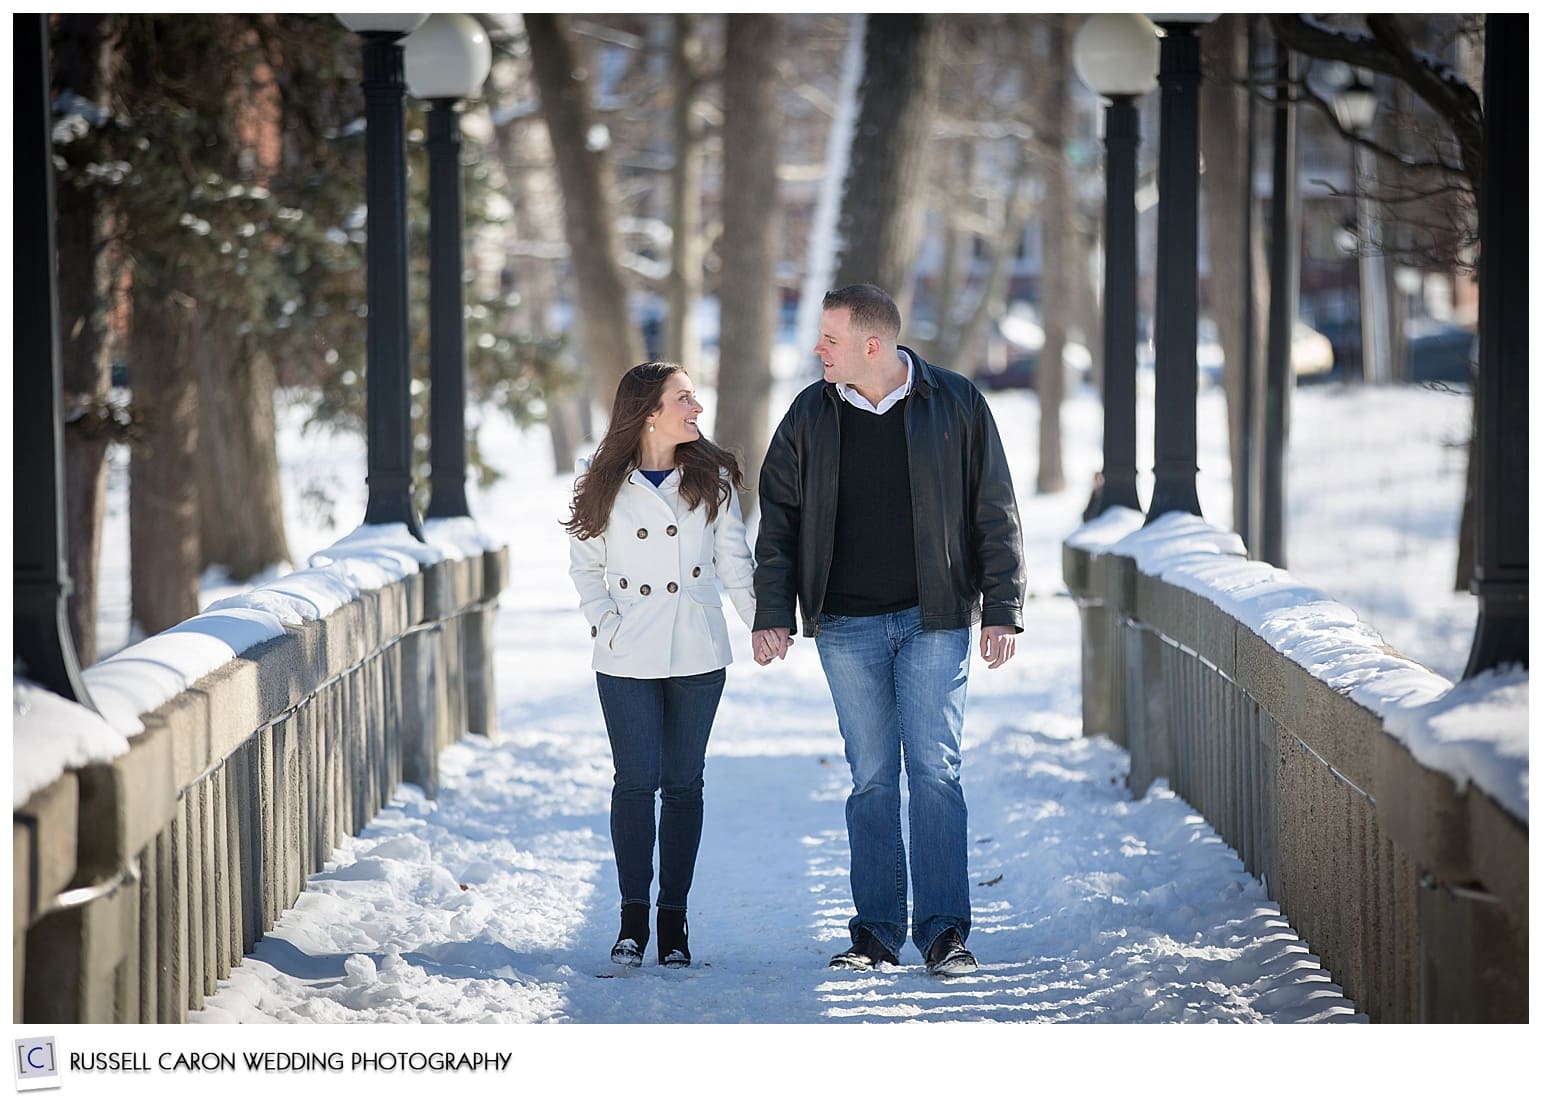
top-left (13, 1038), bottom-right (60, 1091)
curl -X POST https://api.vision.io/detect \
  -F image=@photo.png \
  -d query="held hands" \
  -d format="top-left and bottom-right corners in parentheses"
top-left (752, 627), bottom-right (793, 665)
top-left (980, 625), bottom-right (1017, 669)
top-left (753, 624), bottom-right (1011, 666)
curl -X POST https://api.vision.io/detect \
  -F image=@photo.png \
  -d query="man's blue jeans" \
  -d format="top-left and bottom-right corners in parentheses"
top-left (595, 669), bottom-right (725, 913)
top-left (815, 606), bottom-right (972, 957)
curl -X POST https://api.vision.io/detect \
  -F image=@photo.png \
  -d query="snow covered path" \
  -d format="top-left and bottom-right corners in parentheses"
top-left (193, 408), bottom-right (1364, 1025)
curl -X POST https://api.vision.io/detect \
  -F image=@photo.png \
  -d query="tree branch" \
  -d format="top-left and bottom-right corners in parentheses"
top-left (1363, 14), bottom-right (1482, 188)
top-left (1267, 14), bottom-right (1481, 189)
top-left (1293, 79), bottom-right (1466, 177)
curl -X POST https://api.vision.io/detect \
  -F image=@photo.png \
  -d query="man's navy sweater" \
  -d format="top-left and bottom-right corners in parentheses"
top-left (824, 397), bottom-right (918, 616)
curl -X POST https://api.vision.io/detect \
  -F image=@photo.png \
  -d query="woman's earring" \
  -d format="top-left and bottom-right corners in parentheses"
top-left (647, 423), bottom-right (655, 433)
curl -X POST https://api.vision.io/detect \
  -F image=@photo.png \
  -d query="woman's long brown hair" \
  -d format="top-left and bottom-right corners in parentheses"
top-left (563, 362), bottom-right (745, 540)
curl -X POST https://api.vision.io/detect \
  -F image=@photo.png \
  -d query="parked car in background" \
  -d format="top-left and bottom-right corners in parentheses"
top-left (976, 308), bottom-right (1092, 393)
top-left (1301, 315), bottom-right (1473, 384)
top-left (1291, 321), bottom-right (1337, 382)
top-left (1192, 317), bottom-right (1335, 387)
top-left (1311, 315), bottom-right (1361, 379)
top-left (1404, 319), bottom-right (1475, 383)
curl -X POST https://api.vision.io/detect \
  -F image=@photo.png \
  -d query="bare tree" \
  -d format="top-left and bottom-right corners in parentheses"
top-left (486, 49), bottom-right (586, 472)
top-left (920, 140), bottom-right (970, 363)
top-left (790, 15), bottom-right (865, 363)
top-left (665, 14), bottom-right (706, 373)
top-left (51, 14), bottom-right (120, 664)
top-left (922, 15), bottom-right (1086, 390)
top-left (935, 140), bottom-right (1035, 377)
top-left (1268, 14), bottom-right (1481, 266)
top-left (1033, 15), bottom-right (1072, 494)
top-left (715, 14), bottom-right (784, 508)
top-left (833, 14), bottom-right (942, 316)
top-left (1266, 15), bottom-right (1484, 588)
top-left (525, 13), bottom-right (644, 410)
top-left (1202, 15), bottom-right (1268, 536)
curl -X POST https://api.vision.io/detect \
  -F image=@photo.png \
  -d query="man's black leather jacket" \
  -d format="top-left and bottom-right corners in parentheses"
top-left (752, 347), bottom-right (1027, 638)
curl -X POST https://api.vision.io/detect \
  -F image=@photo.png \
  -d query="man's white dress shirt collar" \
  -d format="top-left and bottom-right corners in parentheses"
top-left (835, 349), bottom-right (915, 415)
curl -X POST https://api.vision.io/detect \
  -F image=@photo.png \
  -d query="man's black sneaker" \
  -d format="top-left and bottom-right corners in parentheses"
top-left (828, 928), bottom-right (899, 971)
top-left (924, 929), bottom-right (977, 977)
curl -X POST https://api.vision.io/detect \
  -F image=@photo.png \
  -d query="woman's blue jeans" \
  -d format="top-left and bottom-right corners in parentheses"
top-left (595, 669), bottom-right (725, 913)
top-left (815, 606), bottom-right (972, 957)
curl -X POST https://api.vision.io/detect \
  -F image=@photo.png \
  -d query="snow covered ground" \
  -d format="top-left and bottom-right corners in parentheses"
top-left (66, 369), bottom-right (1523, 1080)
top-left (189, 479), bottom-right (1363, 1024)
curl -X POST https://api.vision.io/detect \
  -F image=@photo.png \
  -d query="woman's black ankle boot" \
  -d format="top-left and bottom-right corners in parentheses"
top-left (657, 907), bottom-right (690, 968)
top-left (610, 903), bottom-right (650, 967)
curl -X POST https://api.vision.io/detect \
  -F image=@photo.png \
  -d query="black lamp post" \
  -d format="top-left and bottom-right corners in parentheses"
top-left (337, 14), bottom-right (428, 538)
top-left (14, 13), bottom-right (95, 707)
top-left (1074, 14), bottom-right (1160, 518)
top-left (1145, 15), bottom-right (1215, 524)
top-left (405, 14), bottom-right (492, 521)
top-left (1464, 13), bottom-right (1528, 676)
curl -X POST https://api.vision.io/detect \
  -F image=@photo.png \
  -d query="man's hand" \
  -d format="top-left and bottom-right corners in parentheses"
top-left (979, 625), bottom-right (1017, 669)
top-left (752, 627), bottom-right (793, 665)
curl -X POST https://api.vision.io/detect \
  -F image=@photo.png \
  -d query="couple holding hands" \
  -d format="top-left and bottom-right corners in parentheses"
top-left (564, 283), bottom-right (1027, 977)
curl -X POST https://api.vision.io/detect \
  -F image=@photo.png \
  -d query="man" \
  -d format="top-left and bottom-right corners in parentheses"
top-left (752, 283), bottom-right (1026, 977)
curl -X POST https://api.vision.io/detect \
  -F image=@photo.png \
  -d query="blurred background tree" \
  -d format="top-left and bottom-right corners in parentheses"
top-left (49, 13), bottom-right (1486, 658)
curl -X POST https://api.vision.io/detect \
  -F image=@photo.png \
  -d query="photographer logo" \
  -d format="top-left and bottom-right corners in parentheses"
top-left (13, 1038), bottom-right (60, 1091)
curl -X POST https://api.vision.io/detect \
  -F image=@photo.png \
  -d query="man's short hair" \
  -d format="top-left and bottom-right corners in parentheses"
top-left (822, 283), bottom-right (901, 341)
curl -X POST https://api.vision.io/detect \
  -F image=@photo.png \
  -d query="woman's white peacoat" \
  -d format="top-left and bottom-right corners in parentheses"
top-left (568, 462), bottom-right (757, 679)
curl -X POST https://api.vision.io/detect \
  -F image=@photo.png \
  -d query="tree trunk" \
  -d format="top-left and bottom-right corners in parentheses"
top-left (833, 13), bottom-right (942, 317)
top-left (1034, 16), bottom-right (1071, 495)
top-left (665, 14), bottom-right (705, 374)
top-left (942, 142), bottom-right (1035, 378)
top-left (794, 14), bottom-right (865, 367)
top-left (196, 313), bottom-right (291, 579)
top-left (923, 140), bottom-right (971, 363)
top-left (525, 13), bottom-right (644, 413)
top-left (52, 13), bottom-right (117, 666)
top-left (191, 18), bottom-right (290, 580)
top-left (716, 14), bottom-right (785, 513)
top-left (1381, 80), bottom-right (1411, 383)
top-left (1075, 218), bottom-right (1104, 395)
top-left (1201, 15), bottom-right (1264, 534)
top-left (488, 59), bottom-right (584, 472)
top-left (129, 281), bottom-right (202, 636)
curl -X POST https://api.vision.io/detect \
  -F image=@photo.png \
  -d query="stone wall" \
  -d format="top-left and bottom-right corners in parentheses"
top-left (13, 547), bottom-right (506, 1023)
top-left (1064, 532), bottom-right (1527, 1023)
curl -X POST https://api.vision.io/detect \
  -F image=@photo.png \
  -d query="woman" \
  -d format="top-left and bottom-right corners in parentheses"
top-left (564, 362), bottom-right (758, 968)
